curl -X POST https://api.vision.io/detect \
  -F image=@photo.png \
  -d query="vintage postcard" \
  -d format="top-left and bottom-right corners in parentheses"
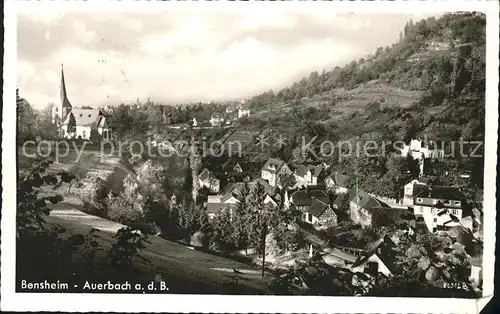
top-left (2, 0), bottom-right (498, 312)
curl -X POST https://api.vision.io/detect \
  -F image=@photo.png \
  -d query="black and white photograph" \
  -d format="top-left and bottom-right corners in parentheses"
top-left (2, 0), bottom-right (498, 312)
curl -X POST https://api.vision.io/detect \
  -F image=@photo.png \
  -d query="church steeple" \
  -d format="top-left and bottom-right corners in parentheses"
top-left (60, 63), bottom-right (72, 109)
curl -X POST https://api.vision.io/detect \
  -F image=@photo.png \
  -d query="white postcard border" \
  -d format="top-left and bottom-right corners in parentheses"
top-left (2, 0), bottom-right (498, 313)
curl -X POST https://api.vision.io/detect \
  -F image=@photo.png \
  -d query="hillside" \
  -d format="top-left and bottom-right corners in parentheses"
top-left (245, 12), bottom-right (485, 144)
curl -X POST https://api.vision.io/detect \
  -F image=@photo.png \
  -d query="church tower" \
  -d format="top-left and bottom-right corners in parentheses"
top-left (51, 64), bottom-right (73, 125)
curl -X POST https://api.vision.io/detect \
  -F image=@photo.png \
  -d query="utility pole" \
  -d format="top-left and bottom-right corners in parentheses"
top-left (261, 218), bottom-right (267, 278)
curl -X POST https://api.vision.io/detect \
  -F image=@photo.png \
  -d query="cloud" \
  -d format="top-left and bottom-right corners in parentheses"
top-left (17, 11), bottom-right (438, 109)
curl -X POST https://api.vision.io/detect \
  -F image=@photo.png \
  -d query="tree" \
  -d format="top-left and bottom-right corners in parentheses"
top-left (37, 103), bottom-right (59, 140)
top-left (67, 112), bottom-right (77, 138)
top-left (17, 93), bottom-right (38, 142)
top-left (16, 156), bottom-right (79, 282)
top-left (89, 129), bottom-right (102, 143)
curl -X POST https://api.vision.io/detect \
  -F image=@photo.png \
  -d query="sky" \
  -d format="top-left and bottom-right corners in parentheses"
top-left (18, 11), bottom-right (437, 110)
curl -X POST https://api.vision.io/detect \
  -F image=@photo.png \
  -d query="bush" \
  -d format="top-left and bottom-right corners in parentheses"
top-left (190, 231), bottom-right (207, 248)
top-left (80, 177), bottom-right (110, 218)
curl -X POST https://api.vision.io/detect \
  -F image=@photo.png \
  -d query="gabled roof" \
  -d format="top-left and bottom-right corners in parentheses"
top-left (418, 176), bottom-right (437, 184)
top-left (199, 168), bottom-right (221, 182)
top-left (263, 193), bottom-right (279, 206)
top-left (310, 164), bottom-right (326, 177)
top-left (323, 247), bottom-right (358, 263)
top-left (290, 190), bottom-right (311, 206)
top-left (348, 187), bottom-right (385, 209)
top-left (333, 193), bottom-right (348, 209)
top-left (290, 189), bottom-right (329, 207)
top-left (96, 116), bottom-right (107, 128)
top-left (414, 185), bottom-right (464, 200)
top-left (63, 108), bottom-right (104, 127)
top-left (327, 172), bottom-right (350, 187)
top-left (351, 234), bottom-right (397, 273)
top-left (308, 199), bottom-right (330, 217)
top-left (309, 190), bottom-right (330, 204)
top-left (220, 182), bottom-right (247, 199)
top-left (262, 158), bottom-right (286, 174)
top-left (234, 161), bottom-right (263, 173)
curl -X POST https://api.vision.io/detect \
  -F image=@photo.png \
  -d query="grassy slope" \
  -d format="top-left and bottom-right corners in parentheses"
top-left (47, 206), bottom-right (273, 294)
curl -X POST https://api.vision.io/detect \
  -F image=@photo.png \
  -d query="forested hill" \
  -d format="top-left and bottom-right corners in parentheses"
top-left (245, 12), bottom-right (486, 145)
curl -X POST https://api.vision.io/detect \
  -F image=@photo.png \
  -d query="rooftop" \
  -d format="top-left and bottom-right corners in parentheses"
top-left (327, 172), bottom-right (350, 187)
top-left (348, 187), bottom-right (386, 209)
top-left (262, 158), bottom-right (286, 174)
top-left (64, 108), bottom-right (104, 127)
top-left (415, 185), bottom-right (464, 201)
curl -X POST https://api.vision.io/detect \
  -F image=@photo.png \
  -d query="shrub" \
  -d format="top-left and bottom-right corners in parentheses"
top-left (190, 231), bottom-right (207, 248)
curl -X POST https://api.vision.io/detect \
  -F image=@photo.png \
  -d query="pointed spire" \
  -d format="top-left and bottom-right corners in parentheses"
top-left (60, 63), bottom-right (72, 108)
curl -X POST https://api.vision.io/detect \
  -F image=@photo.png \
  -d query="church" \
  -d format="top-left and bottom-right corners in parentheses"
top-left (51, 65), bottom-right (111, 141)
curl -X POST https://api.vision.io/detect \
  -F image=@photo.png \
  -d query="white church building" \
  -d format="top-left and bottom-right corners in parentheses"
top-left (51, 65), bottom-right (111, 140)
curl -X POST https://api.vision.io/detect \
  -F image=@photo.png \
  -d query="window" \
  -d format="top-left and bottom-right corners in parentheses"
top-left (88, 114), bottom-right (91, 118)
top-left (419, 207), bottom-right (424, 213)
top-left (82, 130), bottom-right (86, 138)
top-left (454, 201), bottom-right (461, 206)
top-left (433, 218), bottom-right (437, 223)
top-left (444, 200), bottom-right (451, 206)
top-left (79, 114), bottom-right (83, 117)
top-left (417, 198), bottom-right (423, 203)
top-left (55, 107), bottom-right (58, 112)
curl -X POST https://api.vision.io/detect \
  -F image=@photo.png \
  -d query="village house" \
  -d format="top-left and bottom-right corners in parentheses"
top-left (209, 113), bottom-right (225, 127)
top-left (294, 164), bottom-right (327, 188)
top-left (261, 157), bottom-right (292, 187)
top-left (332, 193), bottom-right (348, 210)
top-left (223, 159), bottom-right (263, 182)
top-left (205, 183), bottom-right (243, 219)
top-left (347, 187), bottom-right (393, 228)
top-left (52, 65), bottom-right (111, 141)
top-left (322, 235), bottom-right (396, 277)
top-left (198, 168), bottom-right (225, 193)
top-left (413, 185), bottom-right (466, 233)
top-left (289, 190), bottom-right (336, 228)
top-left (305, 198), bottom-right (338, 228)
top-left (398, 138), bottom-right (444, 176)
top-left (402, 176), bottom-right (435, 206)
top-left (350, 235), bottom-right (397, 277)
top-left (205, 180), bottom-right (277, 219)
top-left (238, 108), bottom-right (251, 119)
top-left (325, 172), bottom-right (350, 194)
top-left (289, 190), bottom-right (329, 211)
top-left (263, 193), bottom-right (279, 208)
